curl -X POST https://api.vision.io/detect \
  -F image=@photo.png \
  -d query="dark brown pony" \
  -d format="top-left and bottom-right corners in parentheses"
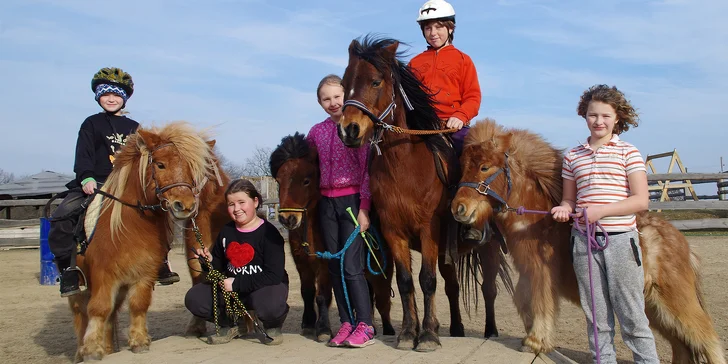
top-left (337, 36), bottom-right (512, 351)
top-left (69, 122), bottom-right (225, 361)
top-left (452, 119), bottom-right (726, 363)
top-left (270, 132), bottom-right (395, 342)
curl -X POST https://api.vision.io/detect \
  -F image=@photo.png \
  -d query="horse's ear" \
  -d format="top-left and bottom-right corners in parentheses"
top-left (136, 129), bottom-right (160, 149)
top-left (382, 41), bottom-right (400, 61)
top-left (500, 132), bottom-right (514, 152)
top-left (348, 39), bottom-right (360, 55)
top-left (207, 139), bottom-right (216, 149)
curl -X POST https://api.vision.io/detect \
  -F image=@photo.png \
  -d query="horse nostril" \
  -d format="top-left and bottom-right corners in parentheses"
top-left (288, 215), bottom-right (298, 227)
top-left (457, 204), bottom-right (466, 216)
top-left (346, 123), bottom-right (360, 139)
top-left (172, 201), bottom-right (184, 212)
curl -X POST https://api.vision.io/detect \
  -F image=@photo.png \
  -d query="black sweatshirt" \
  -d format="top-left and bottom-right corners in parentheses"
top-left (210, 219), bottom-right (289, 295)
top-left (70, 112), bottom-right (138, 187)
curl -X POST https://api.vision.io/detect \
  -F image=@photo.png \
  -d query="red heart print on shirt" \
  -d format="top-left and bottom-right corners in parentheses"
top-left (225, 242), bottom-right (255, 268)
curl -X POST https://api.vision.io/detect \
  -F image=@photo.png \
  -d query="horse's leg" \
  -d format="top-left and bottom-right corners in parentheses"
top-left (415, 230), bottom-right (441, 352)
top-left (437, 257), bottom-right (464, 337)
top-left (296, 260), bottom-right (317, 336)
top-left (80, 282), bottom-right (116, 361)
top-left (104, 287), bottom-right (128, 355)
top-left (68, 291), bottom-right (90, 363)
top-left (389, 234), bottom-right (418, 350)
top-left (127, 281), bottom-right (153, 353)
top-left (314, 262), bottom-right (333, 342)
top-left (371, 261), bottom-right (395, 336)
top-left (478, 242), bottom-right (501, 338)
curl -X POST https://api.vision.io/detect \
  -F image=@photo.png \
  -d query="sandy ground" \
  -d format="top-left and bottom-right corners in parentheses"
top-left (0, 236), bottom-right (726, 364)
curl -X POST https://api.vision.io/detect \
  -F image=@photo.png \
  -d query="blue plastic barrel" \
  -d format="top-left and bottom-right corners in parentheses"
top-left (39, 217), bottom-right (59, 285)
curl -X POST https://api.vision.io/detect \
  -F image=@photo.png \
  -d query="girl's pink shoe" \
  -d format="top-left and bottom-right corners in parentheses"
top-left (328, 322), bottom-right (353, 347)
top-left (344, 322), bottom-right (375, 348)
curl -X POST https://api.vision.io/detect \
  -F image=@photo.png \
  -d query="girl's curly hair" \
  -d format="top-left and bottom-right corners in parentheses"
top-left (577, 84), bottom-right (639, 135)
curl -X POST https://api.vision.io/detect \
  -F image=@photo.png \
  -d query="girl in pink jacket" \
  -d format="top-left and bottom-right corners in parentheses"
top-left (306, 74), bottom-right (375, 348)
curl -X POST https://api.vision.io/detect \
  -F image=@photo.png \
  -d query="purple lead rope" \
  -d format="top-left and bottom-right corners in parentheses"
top-left (515, 206), bottom-right (607, 364)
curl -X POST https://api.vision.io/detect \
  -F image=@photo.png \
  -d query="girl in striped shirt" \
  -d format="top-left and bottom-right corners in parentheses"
top-left (551, 85), bottom-right (659, 364)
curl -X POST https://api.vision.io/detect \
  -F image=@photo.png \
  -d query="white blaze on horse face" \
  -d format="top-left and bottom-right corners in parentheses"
top-left (338, 123), bottom-right (348, 139)
top-left (349, 88), bottom-right (355, 98)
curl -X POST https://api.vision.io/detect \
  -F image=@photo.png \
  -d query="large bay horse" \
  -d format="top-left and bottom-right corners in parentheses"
top-left (452, 119), bottom-right (726, 363)
top-left (337, 36), bottom-right (512, 351)
top-left (69, 122), bottom-right (224, 361)
top-left (270, 132), bottom-right (394, 342)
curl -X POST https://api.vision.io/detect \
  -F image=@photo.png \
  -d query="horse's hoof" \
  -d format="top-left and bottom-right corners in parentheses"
top-left (484, 327), bottom-right (499, 339)
top-left (414, 331), bottom-right (441, 352)
top-left (519, 345), bottom-right (534, 353)
top-left (316, 332), bottom-right (331, 343)
top-left (301, 327), bottom-right (315, 336)
top-left (81, 344), bottom-right (105, 361)
top-left (131, 344), bottom-right (150, 354)
top-left (450, 323), bottom-right (465, 337)
top-left (521, 335), bottom-right (544, 354)
top-left (396, 339), bottom-right (415, 350)
top-left (382, 323), bottom-right (396, 336)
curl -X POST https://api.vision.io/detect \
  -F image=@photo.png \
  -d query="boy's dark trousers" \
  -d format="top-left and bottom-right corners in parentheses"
top-left (48, 190), bottom-right (88, 271)
top-left (185, 282), bottom-right (289, 329)
top-left (318, 193), bottom-right (373, 326)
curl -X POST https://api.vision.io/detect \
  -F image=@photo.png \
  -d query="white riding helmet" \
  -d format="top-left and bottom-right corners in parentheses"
top-left (416, 0), bottom-right (456, 23)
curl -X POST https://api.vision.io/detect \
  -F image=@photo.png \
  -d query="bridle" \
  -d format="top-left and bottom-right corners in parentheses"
top-left (147, 143), bottom-right (205, 214)
top-left (456, 152), bottom-right (513, 244)
top-left (278, 198), bottom-right (315, 256)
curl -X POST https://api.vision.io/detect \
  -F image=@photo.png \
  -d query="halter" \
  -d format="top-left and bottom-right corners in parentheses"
top-left (147, 143), bottom-right (202, 214)
top-left (456, 152), bottom-right (513, 245)
top-left (342, 78), bottom-right (415, 155)
top-left (278, 199), bottom-right (315, 256)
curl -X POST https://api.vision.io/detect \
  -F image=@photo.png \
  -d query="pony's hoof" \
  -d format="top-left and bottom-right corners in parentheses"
top-left (316, 332), bottom-right (331, 343)
top-left (450, 323), bottom-right (465, 337)
top-left (382, 322), bottom-right (395, 336)
top-left (484, 327), bottom-right (499, 339)
top-left (415, 331), bottom-right (441, 352)
top-left (131, 344), bottom-right (150, 354)
top-left (396, 329), bottom-right (417, 350)
top-left (81, 344), bottom-right (105, 361)
top-left (301, 327), bottom-right (315, 336)
top-left (522, 335), bottom-right (546, 354)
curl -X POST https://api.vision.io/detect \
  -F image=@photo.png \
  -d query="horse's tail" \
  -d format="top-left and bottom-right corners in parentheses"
top-left (457, 251), bottom-right (481, 318)
top-left (496, 245), bottom-right (515, 298)
top-left (644, 223), bottom-right (726, 364)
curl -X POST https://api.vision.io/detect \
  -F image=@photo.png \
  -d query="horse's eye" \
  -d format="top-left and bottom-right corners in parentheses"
top-left (480, 165), bottom-right (489, 172)
top-left (303, 178), bottom-right (310, 186)
top-left (372, 80), bottom-right (382, 87)
top-left (156, 162), bottom-right (166, 170)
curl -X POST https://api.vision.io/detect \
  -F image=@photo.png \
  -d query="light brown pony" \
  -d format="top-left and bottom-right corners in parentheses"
top-left (68, 122), bottom-right (224, 361)
top-left (452, 119), bottom-right (726, 363)
top-left (338, 36), bottom-right (512, 351)
top-left (270, 132), bottom-right (395, 342)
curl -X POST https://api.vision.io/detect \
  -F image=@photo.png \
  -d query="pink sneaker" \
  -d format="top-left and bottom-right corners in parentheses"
top-left (328, 322), bottom-right (353, 347)
top-left (343, 322), bottom-right (375, 348)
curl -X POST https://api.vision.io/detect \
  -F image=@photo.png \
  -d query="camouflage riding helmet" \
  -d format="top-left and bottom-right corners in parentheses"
top-left (91, 67), bottom-right (134, 98)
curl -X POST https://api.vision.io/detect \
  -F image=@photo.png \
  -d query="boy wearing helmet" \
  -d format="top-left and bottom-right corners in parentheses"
top-left (49, 67), bottom-right (180, 297)
top-left (409, 0), bottom-right (481, 155)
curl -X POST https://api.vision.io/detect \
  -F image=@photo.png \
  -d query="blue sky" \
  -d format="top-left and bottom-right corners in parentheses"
top-left (1, 0), bottom-right (727, 184)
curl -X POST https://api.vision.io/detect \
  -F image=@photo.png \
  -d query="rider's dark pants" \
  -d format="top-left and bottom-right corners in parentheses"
top-left (48, 190), bottom-right (87, 270)
top-left (318, 193), bottom-right (372, 326)
top-left (452, 126), bottom-right (470, 157)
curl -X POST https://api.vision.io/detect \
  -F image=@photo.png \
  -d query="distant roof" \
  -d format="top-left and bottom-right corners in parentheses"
top-left (0, 171), bottom-right (73, 198)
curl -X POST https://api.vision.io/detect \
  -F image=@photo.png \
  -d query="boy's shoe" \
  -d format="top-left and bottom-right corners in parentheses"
top-left (157, 261), bottom-right (180, 285)
top-left (205, 326), bottom-right (239, 345)
top-left (344, 322), bottom-right (375, 348)
top-left (60, 268), bottom-right (82, 297)
top-left (328, 322), bottom-right (353, 347)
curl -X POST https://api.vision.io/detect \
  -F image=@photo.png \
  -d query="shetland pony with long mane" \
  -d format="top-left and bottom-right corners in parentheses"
top-left (452, 119), bottom-right (725, 363)
top-left (337, 36), bottom-right (513, 351)
top-left (270, 132), bottom-right (395, 342)
top-left (68, 122), bottom-right (225, 361)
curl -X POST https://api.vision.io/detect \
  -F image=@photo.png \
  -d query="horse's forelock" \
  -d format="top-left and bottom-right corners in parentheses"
top-left (270, 132), bottom-right (310, 179)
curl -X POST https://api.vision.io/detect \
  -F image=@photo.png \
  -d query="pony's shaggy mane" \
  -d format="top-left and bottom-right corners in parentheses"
top-left (270, 132), bottom-right (310, 179)
top-left (466, 118), bottom-right (563, 206)
top-left (101, 121), bottom-right (217, 241)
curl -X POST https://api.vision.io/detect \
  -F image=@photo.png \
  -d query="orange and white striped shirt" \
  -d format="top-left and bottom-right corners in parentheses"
top-left (562, 135), bottom-right (646, 232)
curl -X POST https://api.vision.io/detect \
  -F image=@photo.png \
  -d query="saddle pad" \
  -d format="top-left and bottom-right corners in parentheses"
top-left (83, 193), bottom-right (104, 243)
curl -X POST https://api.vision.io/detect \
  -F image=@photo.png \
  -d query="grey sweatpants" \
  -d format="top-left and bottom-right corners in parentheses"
top-left (571, 229), bottom-right (659, 364)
